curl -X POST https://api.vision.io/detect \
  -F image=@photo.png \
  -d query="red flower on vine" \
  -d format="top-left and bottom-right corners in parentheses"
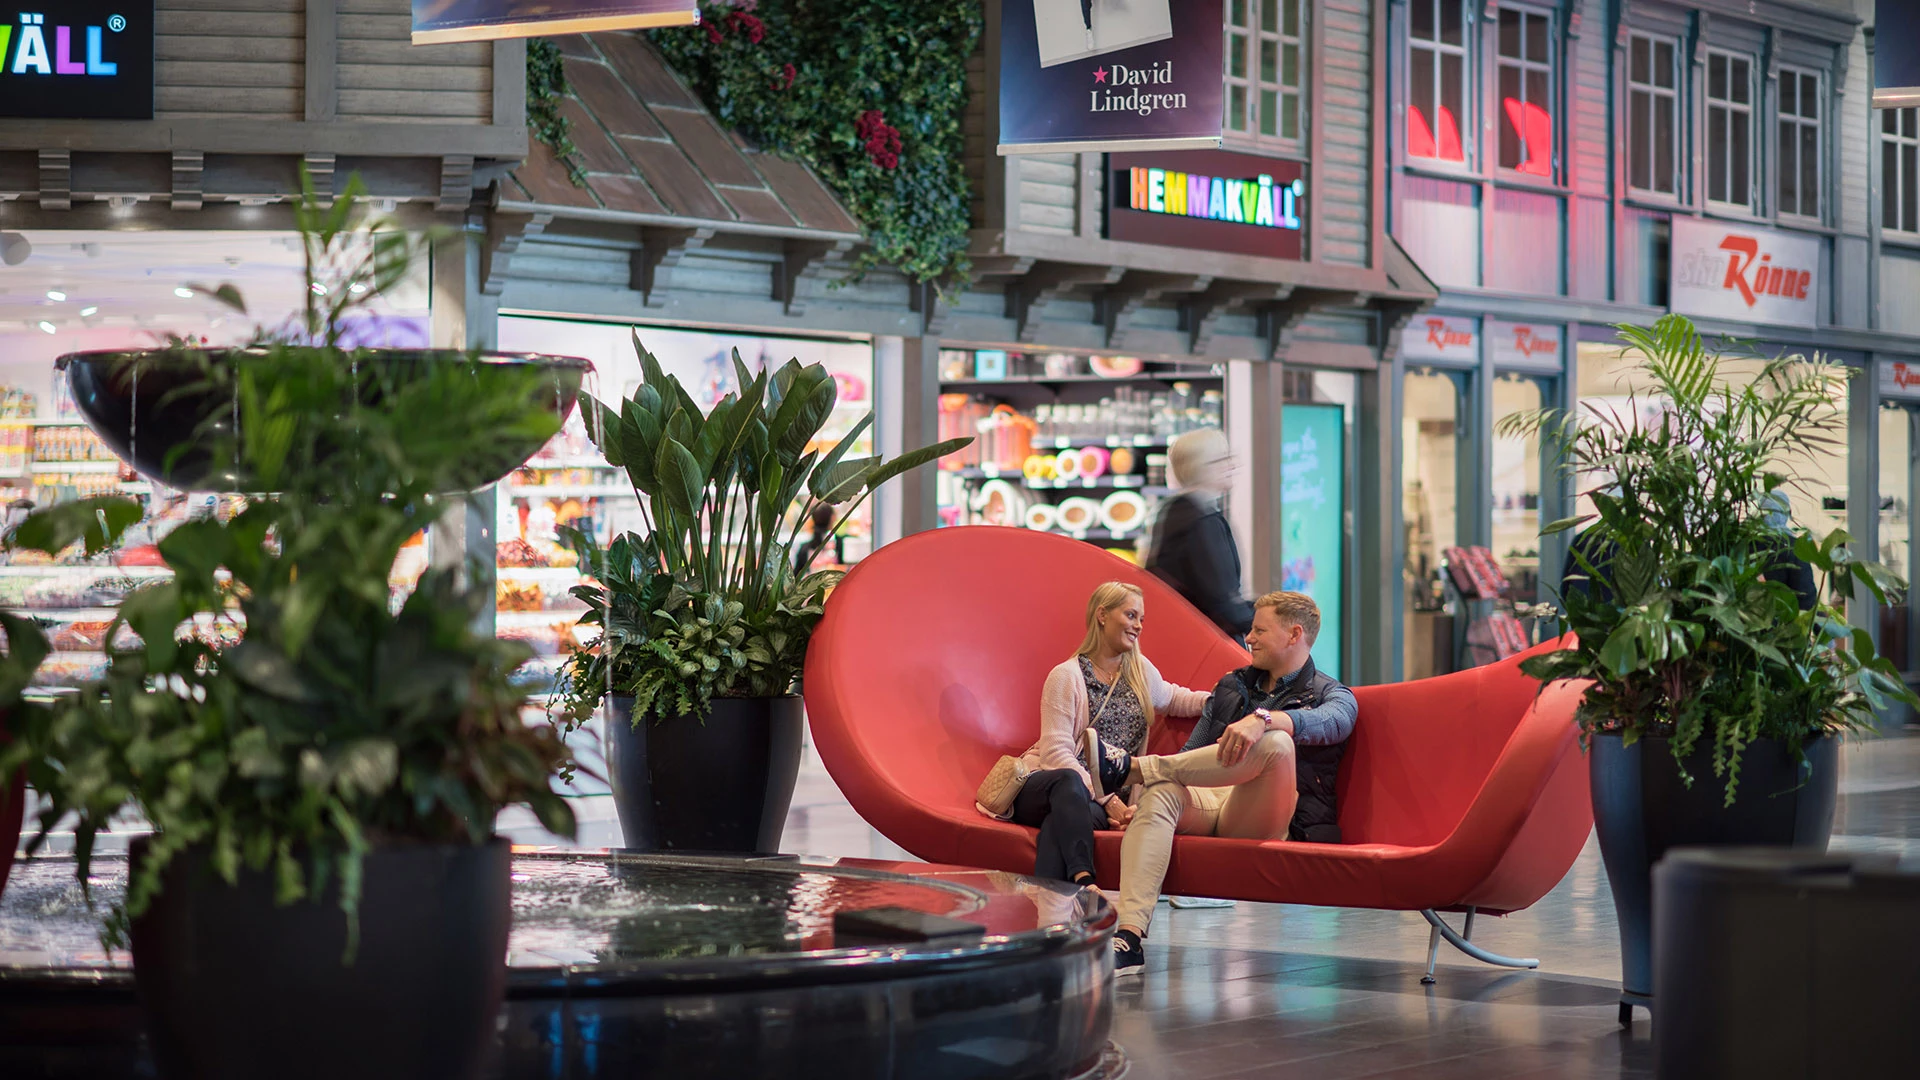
top-left (704, 21), bottom-right (724, 44)
top-left (725, 11), bottom-right (765, 43)
top-left (855, 109), bottom-right (903, 170)
top-left (774, 62), bottom-right (797, 91)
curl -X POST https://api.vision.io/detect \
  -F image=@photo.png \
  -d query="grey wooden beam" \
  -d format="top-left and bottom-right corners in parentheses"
top-left (493, 39), bottom-right (528, 132)
top-left (898, 336), bottom-right (943, 535)
top-left (481, 207), bottom-right (553, 297)
top-left (1099, 272), bottom-right (1213, 350)
top-left (774, 238), bottom-right (855, 315)
top-left (170, 151), bottom-right (204, 211)
top-left (496, 197), bottom-right (858, 244)
top-left (304, 0), bottom-right (338, 123)
top-left (37, 150), bottom-right (70, 211)
top-left (1006, 262), bottom-right (1125, 343)
top-left (0, 120), bottom-right (530, 159)
top-left (438, 156), bottom-right (477, 212)
top-left (629, 226), bottom-right (716, 305)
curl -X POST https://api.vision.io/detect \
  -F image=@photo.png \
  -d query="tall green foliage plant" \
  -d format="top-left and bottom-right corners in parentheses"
top-left (1504, 315), bottom-right (1916, 803)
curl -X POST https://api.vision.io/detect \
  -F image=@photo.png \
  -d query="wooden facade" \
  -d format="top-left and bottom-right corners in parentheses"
top-left (0, 0), bottom-right (526, 220)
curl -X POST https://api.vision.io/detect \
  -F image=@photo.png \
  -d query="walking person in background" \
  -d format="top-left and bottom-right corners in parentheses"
top-left (1146, 427), bottom-right (1255, 641)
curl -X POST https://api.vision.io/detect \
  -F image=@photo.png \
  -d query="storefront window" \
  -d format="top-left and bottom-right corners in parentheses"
top-left (495, 318), bottom-right (875, 684)
top-left (1880, 404), bottom-right (1913, 677)
top-left (1574, 339), bottom-right (1850, 547)
top-left (1491, 374), bottom-right (1544, 604)
top-left (1403, 369), bottom-right (1460, 679)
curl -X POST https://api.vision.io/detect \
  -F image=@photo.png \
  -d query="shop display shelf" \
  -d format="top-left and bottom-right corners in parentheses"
top-left (503, 485), bottom-right (636, 498)
top-left (496, 608), bottom-right (588, 624)
top-left (523, 456), bottom-right (617, 470)
top-left (29, 460), bottom-right (122, 473)
top-left (0, 564), bottom-right (175, 577)
top-left (1030, 436), bottom-right (1173, 449)
top-left (496, 565), bottom-right (587, 579)
top-left (940, 373), bottom-right (1223, 389)
top-left (26, 418), bottom-right (92, 426)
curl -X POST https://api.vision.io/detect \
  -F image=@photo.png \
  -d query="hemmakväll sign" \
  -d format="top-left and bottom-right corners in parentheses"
top-left (412, 0), bottom-right (695, 45)
top-left (999, 0), bottom-right (1223, 156)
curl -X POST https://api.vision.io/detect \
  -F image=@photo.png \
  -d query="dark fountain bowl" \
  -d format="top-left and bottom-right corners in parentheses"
top-left (56, 348), bottom-right (592, 493)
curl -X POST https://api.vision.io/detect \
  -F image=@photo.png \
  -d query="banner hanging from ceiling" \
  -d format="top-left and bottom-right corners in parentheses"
top-left (998, 0), bottom-right (1223, 156)
top-left (412, 0), bottom-right (696, 46)
top-left (1876, 1), bottom-right (1920, 109)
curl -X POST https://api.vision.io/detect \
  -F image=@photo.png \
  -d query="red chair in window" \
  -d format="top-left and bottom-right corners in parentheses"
top-left (804, 527), bottom-right (1593, 977)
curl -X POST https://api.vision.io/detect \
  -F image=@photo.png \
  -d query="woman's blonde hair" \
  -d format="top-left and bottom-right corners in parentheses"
top-left (1076, 582), bottom-right (1154, 732)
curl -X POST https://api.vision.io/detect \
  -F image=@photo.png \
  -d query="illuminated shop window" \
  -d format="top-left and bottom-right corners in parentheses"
top-left (1496, 7), bottom-right (1553, 178)
top-left (1408, 0), bottom-right (1469, 164)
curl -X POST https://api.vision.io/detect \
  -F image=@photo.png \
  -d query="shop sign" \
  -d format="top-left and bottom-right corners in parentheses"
top-left (1880, 360), bottom-right (1920, 402)
top-left (997, 0), bottom-right (1223, 155)
top-left (1669, 217), bottom-right (1821, 330)
top-left (1108, 150), bottom-right (1304, 259)
top-left (0, 3), bottom-right (152, 120)
top-left (1399, 314), bottom-right (1479, 364)
top-left (412, 0), bottom-right (695, 45)
top-left (1486, 319), bottom-right (1562, 371)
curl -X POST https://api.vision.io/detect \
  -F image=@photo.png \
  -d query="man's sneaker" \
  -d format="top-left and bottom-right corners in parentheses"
top-left (1112, 929), bottom-right (1145, 977)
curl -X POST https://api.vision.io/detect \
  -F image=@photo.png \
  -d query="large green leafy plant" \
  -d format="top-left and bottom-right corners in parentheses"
top-left (1, 178), bottom-right (577, 950)
top-left (553, 335), bottom-right (967, 725)
top-left (1504, 316), bottom-right (1916, 803)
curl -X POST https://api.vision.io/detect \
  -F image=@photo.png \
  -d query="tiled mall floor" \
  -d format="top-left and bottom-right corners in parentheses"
top-left (496, 730), bottom-right (1920, 1080)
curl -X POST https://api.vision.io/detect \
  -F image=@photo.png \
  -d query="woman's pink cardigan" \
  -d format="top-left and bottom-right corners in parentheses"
top-left (1016, 655), bottom-right (1209, 796)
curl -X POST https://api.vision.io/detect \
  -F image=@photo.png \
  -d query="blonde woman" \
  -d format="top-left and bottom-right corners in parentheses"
top-left (1002, 582), bottom-right (1209, 887)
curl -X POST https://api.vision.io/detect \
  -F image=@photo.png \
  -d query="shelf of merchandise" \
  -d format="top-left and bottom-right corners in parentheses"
top-left (941, 373), bottom-right (1224, 389)
top-left (29, 460), bottom-right (122, 473)
top-left (501, 485), bottom-right (634, 499)
top-left (0, 564), bottom-right (173, 578)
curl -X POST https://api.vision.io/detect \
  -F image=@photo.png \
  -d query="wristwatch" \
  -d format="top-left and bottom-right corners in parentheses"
top-left (1254, 707), bottom-right (1273, 727)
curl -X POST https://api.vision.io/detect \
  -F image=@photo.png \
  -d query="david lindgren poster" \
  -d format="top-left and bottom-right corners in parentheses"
top-left (412, 0), bottom-right (695, 45)
top-left (999, 0), bottom-right (1224, 155)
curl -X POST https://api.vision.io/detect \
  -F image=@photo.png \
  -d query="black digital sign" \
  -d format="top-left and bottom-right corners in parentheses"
top-left (0, 2), bottom-right (153, 120)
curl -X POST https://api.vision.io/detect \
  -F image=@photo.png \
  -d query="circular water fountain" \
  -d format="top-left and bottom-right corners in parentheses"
top-left (0, 851), bottom-right (1122, 1079)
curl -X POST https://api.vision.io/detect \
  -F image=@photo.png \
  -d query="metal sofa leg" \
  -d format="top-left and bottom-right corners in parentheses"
top-left (1421, 922), bottom-right (1442, 984)
top-left (1418, 908), bottom-right (1540, 977)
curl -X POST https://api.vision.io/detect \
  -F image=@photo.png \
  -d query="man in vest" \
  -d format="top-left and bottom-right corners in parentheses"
top-left (1109, 590), bottom-right (1357, 976)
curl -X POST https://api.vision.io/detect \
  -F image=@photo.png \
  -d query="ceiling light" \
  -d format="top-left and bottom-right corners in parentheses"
top-left (37, 321), bottom-right (55, 334)
top-left (45, 290), bottom-right (65, 302)
top-left (174, 287), bottom-right (194, 299)
top-left (0, 232), bottom-right (29, 266)
top-left (79, 306), bottom-right (98, 317)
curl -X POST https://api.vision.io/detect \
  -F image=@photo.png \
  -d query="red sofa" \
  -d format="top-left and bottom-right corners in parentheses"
top-left (804, 527), bottom-right (1592, 968)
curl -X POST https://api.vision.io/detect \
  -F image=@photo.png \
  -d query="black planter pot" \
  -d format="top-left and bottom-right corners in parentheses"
top-left (1589, 733), bottom-right (1838, 1019)
top-left (57, 348), bottom-right (589, 492)
top-left (128, 836), bottom-right (511, 1080)
top-left (605, 695), bottom-right (806, 853)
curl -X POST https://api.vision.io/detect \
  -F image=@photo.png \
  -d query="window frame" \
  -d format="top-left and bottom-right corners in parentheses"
top-left (1775, 64), bottom-right (1823, 223)
top-left (1405, 0), bottom-right (1476, 171)
top-left (1625, 32), bottom-right (1683, 201)
top-left (1885, 107), bottom-right (1920, 239)
top-left (1704, 49), bottom-right (1758, 214)
top-left (1223, 0), bottom-right (1308, 150)
top-left (1493, 4), bottom-right (1557, 182)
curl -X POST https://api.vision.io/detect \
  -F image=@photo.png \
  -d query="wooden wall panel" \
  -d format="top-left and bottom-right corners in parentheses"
top-left (1569, 12), bottom-right (1612, 197)
top-left (1396, 174), bottom-right (1479, 288)
top-left (1016, 152), bottom-right (1078, 235)
top-left (1570, 195), bottom-right (1612, 302)
top-left (1318, 0), bottom-right (1373, 266)
top-left (964, 47), bottom-right (988, 228)
top-left (1486, 187), bottom-right (1563, 293)
top-left (155, 0), bottom-right (306, 120)
top-left (1839, 24), bottom-right (1870, 235)
top-left (336, 0), bottom-right (492, 124)
top-left (1880, 251), bottom-right (1920, 336)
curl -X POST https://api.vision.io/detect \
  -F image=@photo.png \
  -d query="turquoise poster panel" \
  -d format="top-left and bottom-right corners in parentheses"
top-left (1281, 404), bottom-right (1345, 679)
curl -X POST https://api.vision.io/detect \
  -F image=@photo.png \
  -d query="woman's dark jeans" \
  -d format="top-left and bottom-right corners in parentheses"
top-left (1009, 769), bottom-right (1104, 884)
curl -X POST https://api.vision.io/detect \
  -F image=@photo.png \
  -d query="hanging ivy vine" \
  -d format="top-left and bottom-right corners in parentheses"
top-left (650, 1), bottom-right (981, 286)
top-left (527, 38), bottom-right (585, 185)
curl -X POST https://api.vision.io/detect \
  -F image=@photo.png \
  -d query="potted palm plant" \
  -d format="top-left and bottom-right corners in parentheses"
top-left (1, 179), bottom-right (583, 1080)
top-left (553, 339), bottom-right (967, 852)
top-left (1503, 315), bottom-right (1916, 1019)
